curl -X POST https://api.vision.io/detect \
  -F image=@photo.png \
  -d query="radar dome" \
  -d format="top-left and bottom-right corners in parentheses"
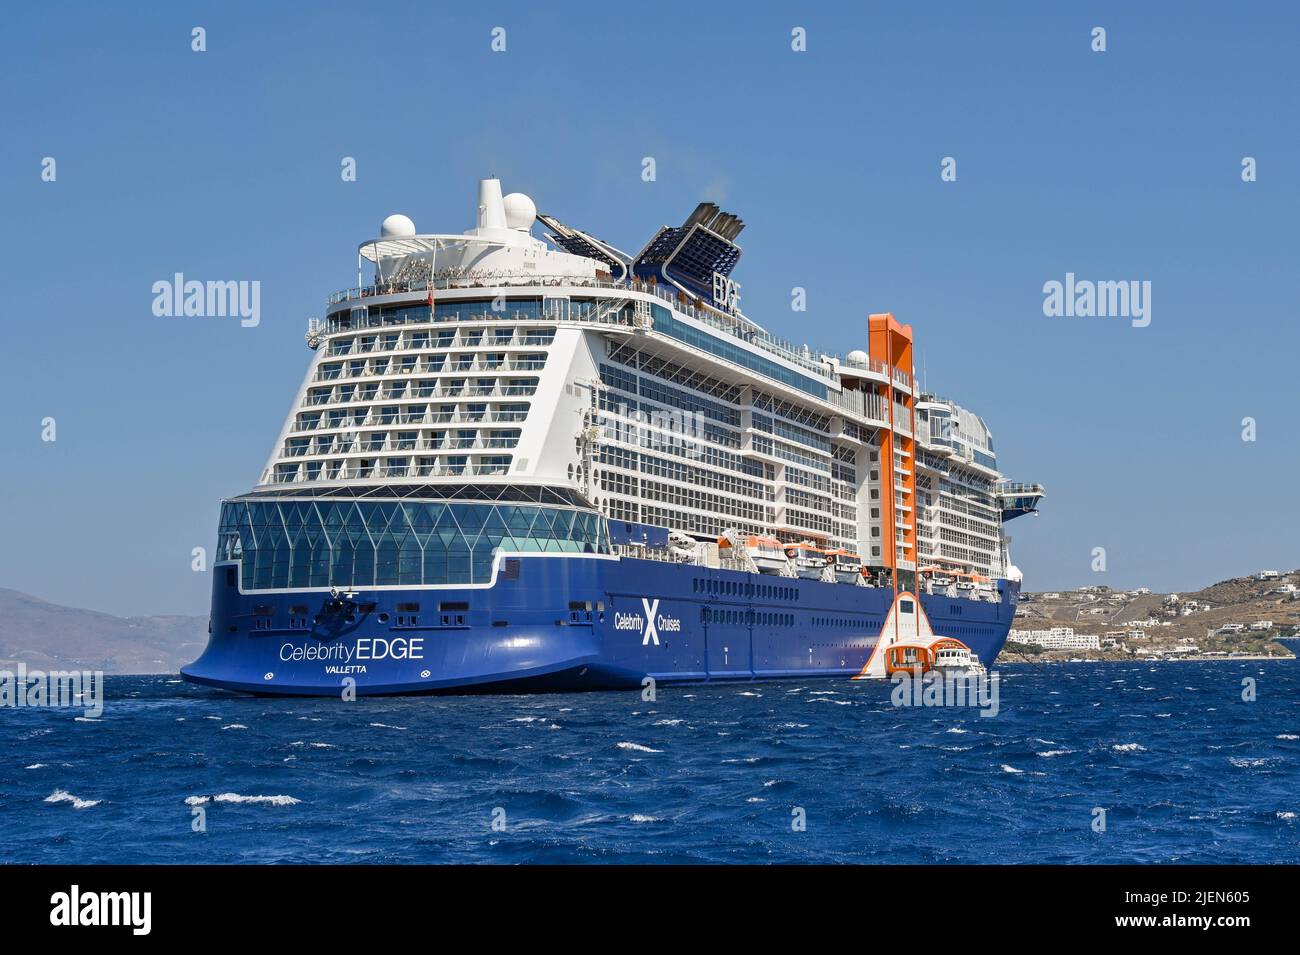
top-left (381, 214), bottom-right (417, 238)
top-left (846, 349), bottom-right (869, 366)
top-left (502, 193), bottom-right (537, 231)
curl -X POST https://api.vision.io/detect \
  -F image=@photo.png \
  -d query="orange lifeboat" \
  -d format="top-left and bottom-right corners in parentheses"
top-left (718, 533), bottom-right (788, 575)
top-left (825, 548), bottom-right (863, 581)
top-left (884, 637), bottom-right (975, 676)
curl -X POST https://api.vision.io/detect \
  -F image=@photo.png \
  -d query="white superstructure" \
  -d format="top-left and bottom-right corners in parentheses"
top-left (264, 179), bottom-right (1040, 583)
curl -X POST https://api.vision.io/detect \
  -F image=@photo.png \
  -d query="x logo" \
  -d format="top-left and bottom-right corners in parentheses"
top-left (641, 598), bottom-right (660, 645)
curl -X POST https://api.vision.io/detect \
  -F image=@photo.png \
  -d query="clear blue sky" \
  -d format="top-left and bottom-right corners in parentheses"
top-left (2, 2), bottom-right (1296, 616)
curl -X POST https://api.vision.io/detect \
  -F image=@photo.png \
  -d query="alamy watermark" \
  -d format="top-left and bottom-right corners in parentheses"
top-left (1, 663), bottom-right (104, 718)
top-left (49, 885), bottom-right (150, 935)
top-left (1043, 272), bottom-right (1150, 327)
top-left (152, 273), bottom-right (260, 327)
top-left (598, 403), bottom-right (705, 459)
top-left (890, 669), bottom-right (1001, 717)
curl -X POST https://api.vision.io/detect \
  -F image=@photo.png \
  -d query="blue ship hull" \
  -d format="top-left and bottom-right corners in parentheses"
top-left (181, 556), bottom-right (1019, 696)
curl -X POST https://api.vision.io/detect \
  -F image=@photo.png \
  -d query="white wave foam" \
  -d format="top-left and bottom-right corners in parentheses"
top-left (616, 742), bottom-right (662, 753)
top-left (652, 719), bottom-right (685, 726)
top-left (1001, 764), bottom-right (1024, 774)
top-left (628, 814), bottom-right (660, 823)
top-left (737, 691), bottom-right (762, 697)
top-left (45, 789), bottom-right (100, 809)
top-left (806, 697), bottom-right (852, 705)
top-left (1228, 757), bottom-right (1270, 769)
top-left (368, 722), bottom-right (407, 730)
top-left (25, 763), bottom-right (46, 770)
top-left (1037, 750), bottom-right (1071, 758)
top-left (1112, 743), bottom-right (1146, 753)
top-left (946, 727), bottom-right (968, 735)
top-left (186, 793), bottom-right (301, 806)
top-left (221, 724), bottom-right (248, 730)
top-left (1277, 734), bottom-right (1299, 740)
top-left (73, 717), bottom-right (101, 723)
top-left (1278, 811), bottom-right (1297, 819)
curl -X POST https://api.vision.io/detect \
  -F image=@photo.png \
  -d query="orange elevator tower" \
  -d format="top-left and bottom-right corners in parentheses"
top-left (868, 313), bottom-right (918, 583)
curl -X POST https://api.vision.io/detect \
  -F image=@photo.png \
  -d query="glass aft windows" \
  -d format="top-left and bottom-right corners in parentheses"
top-left (216, 499), bottom-right (610, 590)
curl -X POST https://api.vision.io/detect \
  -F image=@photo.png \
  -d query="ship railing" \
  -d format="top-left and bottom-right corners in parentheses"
top-left (301, 386), bottom-right (538, 408)
top-left (994, 481), bottom-right (1045, 495)
top-left (325, 334), bottom-right (553, 355)
top-left (288, 464), bottom-right (518, 481)
top-left (610, 543), bottom-right (678, 563)
top-left (313, 358), bottom-right (548, 382)
top-left (327, 275), bottom-right (841, 383)
top-left (293, 411), bottom-right (528, 432)
top-left (312, 360), bottom-right (546, 381)
top-left (299, 436), bottom-right (521, 456)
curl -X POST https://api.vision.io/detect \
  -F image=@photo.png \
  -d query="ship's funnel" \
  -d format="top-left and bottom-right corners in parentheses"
top-left (477, 178), bottom-right (507, 230)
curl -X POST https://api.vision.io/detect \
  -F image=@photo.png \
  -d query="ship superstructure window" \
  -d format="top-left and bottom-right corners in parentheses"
top-left (216, 499), bottom-right (609, 589)
top-left (285, 295), bottom-right (552, 484)
top-left (326, 300), bottom-right (556, 333)
top-left (648, 306), bottom-right (829, 399)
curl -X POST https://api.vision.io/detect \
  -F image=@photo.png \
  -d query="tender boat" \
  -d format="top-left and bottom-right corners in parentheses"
top-left (784, 541), bottom-right (830, 579)
top-left (883, 637), bottom-right (985, 677)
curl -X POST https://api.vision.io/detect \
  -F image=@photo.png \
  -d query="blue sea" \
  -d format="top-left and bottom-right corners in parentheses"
top-left (3, 661), bottom-right (1298, 864)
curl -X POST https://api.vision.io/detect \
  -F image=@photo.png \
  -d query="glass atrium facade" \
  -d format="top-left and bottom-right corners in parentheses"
top-left (216, 498), bottom-right (609, 590)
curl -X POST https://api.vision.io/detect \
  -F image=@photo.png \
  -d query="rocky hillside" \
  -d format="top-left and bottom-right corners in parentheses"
top-left (0, 588), bottom-right (206, 674)
top-left (1006, 569), bottom-right (1300, 661)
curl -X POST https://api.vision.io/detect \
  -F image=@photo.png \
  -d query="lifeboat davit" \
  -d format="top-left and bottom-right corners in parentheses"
top-left (783, 541), bottom-right (830, 579)
top-left (718, 533), bottom-right (789, 575)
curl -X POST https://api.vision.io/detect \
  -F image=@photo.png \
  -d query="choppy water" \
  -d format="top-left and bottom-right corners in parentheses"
top-left (3, 661), bottom-right (1298, 863)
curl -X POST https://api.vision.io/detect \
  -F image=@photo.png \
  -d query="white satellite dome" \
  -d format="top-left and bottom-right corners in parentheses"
top-left (846, 349), bottom-right (869, 366)
top-left (502, 193), bottom-right (537, 232)
top-left (380, 213), bottom-right (417, 238)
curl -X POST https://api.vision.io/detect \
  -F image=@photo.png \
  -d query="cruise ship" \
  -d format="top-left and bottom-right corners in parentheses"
top-left (182, 179), bottom-right (1044, 695)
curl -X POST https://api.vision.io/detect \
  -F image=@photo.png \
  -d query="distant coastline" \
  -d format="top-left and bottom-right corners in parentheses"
top-left (1000, 569), bottom-right (1299, 664)
top-left (0, 587), bottom-right (204, 674)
